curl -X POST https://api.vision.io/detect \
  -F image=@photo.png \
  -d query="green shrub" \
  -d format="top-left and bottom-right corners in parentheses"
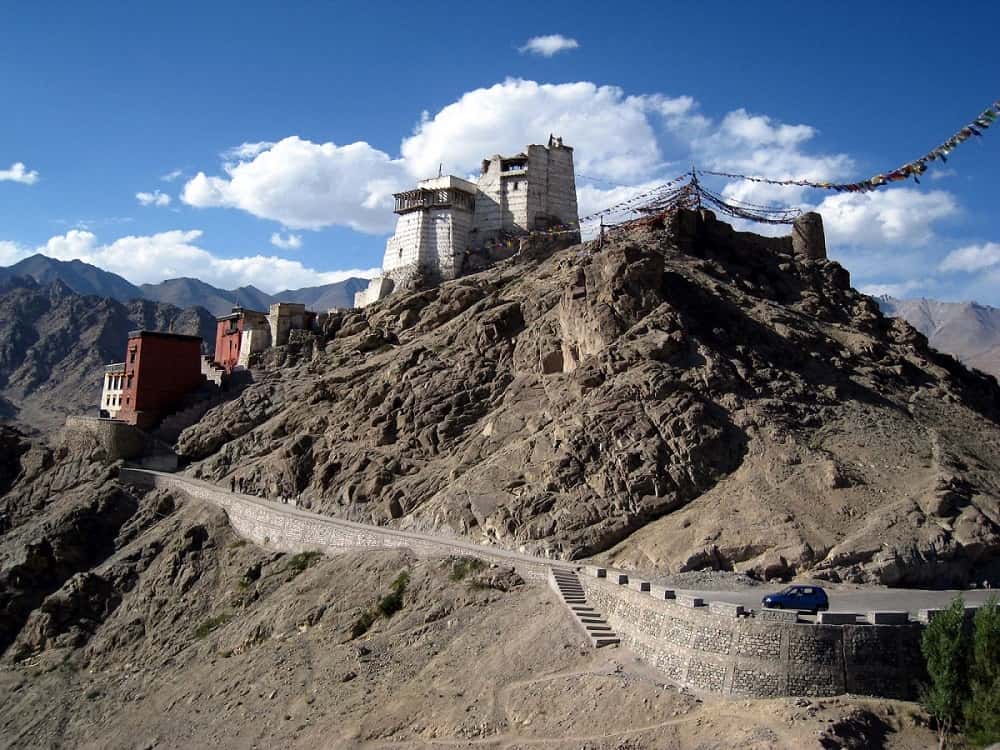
top-left (194, 613), bottom-right (231, 639)
top-left (922, 595), bottom-right (969, 746)
top-left (377, 571), bottom-right (410, 618)
top-left (965, 597), bottom-right (1000, 747)
top-left (448, 558), bottom-right (485, 582)
top-left (287, 550), bottom-right (323, 577)
top-left (350, 609), bottom-right (377, 639)
top-left (350, 570), bottom-right (410, 639)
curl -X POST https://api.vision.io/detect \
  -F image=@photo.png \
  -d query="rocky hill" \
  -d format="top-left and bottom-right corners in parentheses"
top-left (173, 213), bottom-right (1000, 589)
top-left (0, 277), bottom-right (215, 434)
top-left (0, 428), bottom-right (939, 748)
top-left (878, 295), bottom-right (1000, 378)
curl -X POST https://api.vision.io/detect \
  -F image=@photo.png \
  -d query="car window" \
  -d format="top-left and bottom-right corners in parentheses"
top-left (802, 588), bottom-right (813, 594)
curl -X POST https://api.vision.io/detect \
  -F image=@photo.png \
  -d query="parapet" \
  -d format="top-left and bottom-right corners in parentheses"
top-left (670, 208), bottom-right (827, 261)
top-left (581, 567), bottom-right (933, 700)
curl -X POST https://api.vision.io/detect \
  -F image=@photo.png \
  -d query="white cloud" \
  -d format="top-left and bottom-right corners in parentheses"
top-left (814, 188), bottom-right (958, 248)
top-left (401, 79), bottom-right (682, 183)
top-left (859, 280), bottom-right (930, 299)
top-left (136, 189), bottom-right (172, 207)
top-left (223, 141), bottom-right (275, 161)
top-left (0, 240), bottom-right (29, 266)
top-left (26, 228), bottom-right (379, 292)
top-left (160, 169), bottom-right (184, 182)
top-left (182, 136), bottom-right (408, 233)
top-left (939, 242), bottom-right (1000, 273)
top-left (270, 232), bottom-right (302, 250)
top-left (0, 162), bottom-right (39, 185)
top-left (519, 34), bottom-right (580, 57)
top-left (173, 78), bottom-right (960, 276)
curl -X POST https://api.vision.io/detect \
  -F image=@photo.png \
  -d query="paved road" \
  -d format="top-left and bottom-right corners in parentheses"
top-left (676, 587), bottom-right (997, 617)
top-left (128, 469), bottom-right (996, 617)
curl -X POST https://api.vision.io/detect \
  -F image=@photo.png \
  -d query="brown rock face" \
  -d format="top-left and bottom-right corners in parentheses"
top-left (178, 220), bottom-right (1000, 586)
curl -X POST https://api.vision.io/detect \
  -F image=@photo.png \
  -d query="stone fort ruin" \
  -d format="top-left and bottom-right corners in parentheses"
top-left (355, 135), bottom-right (578, 308)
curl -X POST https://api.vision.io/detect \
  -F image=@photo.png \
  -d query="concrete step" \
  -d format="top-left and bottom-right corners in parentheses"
top-left (592, 636), bottom-right (620, 648)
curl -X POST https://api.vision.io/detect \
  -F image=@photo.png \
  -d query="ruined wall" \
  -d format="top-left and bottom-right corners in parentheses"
top-left (354, 276), bottom-right (395, 309)
top-left (119, 469), bottom-right (563, 581)
top-left (64, 417), bottom-right (147, 461)
top-left (579, 574), bottom-right (924, 699)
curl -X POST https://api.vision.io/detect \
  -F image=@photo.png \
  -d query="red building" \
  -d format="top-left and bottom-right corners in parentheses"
top-left (214, 307), bottom-right (268, 374)
top-left (117, 330), bottom-right (205, 429)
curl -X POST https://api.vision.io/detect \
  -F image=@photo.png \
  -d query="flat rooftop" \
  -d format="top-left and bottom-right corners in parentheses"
top-left (127, 330), bottom-right (203, 342)
top-left (415, 175), bottom-right (477, 193)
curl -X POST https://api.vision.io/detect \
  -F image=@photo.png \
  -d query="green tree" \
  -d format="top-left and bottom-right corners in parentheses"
top-left (921, 595), bottom-right (970, 749)
top-left (964, 596), bottom-right (1000, 747)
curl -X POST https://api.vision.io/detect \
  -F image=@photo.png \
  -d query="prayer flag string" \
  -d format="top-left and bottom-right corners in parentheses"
top-left (698, 98), bottom-right (1000, 193)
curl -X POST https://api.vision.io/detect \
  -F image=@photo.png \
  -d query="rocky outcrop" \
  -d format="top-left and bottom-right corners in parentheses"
top-left (176, 215), bottom-right (1000, 586)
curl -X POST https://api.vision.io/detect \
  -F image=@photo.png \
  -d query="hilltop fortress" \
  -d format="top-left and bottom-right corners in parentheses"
top-left (355, 135), bottom-right (579, 308)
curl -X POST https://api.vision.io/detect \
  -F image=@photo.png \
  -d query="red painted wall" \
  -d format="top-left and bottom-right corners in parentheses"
top-left (215, 317), bottom-right (244, 374)
top-left (118, 331), bottom-right (205, 429)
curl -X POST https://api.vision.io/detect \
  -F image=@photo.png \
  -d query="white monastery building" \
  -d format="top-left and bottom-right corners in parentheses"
top-left (355, 136), bottom-right (578, 308)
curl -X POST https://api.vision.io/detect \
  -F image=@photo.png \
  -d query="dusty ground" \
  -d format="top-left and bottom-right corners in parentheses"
top-left (0, 490), bottom-right (939, 750)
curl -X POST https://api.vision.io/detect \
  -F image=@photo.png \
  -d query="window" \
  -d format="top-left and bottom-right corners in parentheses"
top-left (127, 375), bottom-right (133, 389)
top-left (129, 350), bottom-right (136, 364)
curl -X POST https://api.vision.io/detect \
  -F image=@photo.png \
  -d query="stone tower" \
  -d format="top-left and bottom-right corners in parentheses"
top-left (472, 135), bottom-right (578, 243)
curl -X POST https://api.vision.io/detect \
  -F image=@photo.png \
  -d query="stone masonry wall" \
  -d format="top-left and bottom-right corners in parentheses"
top-left (119, 469), bottom-right (561, 581)
top-left (580, 575), bottom-right (924, 699)
top-left (64, 416), bottom-right (148, 461)
top-left (117, 468), bottom-right (928, 701)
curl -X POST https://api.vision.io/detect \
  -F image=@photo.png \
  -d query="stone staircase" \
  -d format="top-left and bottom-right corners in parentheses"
top-left (201, 355), bottom-right (226, 386)
top-left (152, 388), bottom-right (222, 444)
top-left (550, 568), bottom-right (620, 648)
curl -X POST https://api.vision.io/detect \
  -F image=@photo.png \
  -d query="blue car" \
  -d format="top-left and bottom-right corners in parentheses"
top-left (761, 585), bottom-right (829, 612)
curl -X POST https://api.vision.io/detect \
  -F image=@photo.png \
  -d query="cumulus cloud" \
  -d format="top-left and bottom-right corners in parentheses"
top-left (223, 141), bottom-right (275, 161)
top-left (182, 136), bottom-right (408, 233)
top-left (813, 188), bottom-right (958, 248)
top-left (270, 232), bottom-right (302, 250)
top-left (519, 34), bottom-right (580, 57)
top-left (173, 77), bottom-right (960, 283)
top-left (401, 79), bottom-right (682, 183)
top-left (939, 242), bottom-right (1000, 273)
top-left (0, 240), bottom-right (29, 265)
top-left (0, 162), bottom-right (39, 185)
top-left (23, 228), bottom-right (378, 292)
top-left (136, 189), bottom-right (172, 207)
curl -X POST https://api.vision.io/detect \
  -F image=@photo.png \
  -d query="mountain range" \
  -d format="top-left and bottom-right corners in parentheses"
top-left (877, 296), bottom-right (1000, 379)
top-left (1, 254), bottom-right (368, 316)
top-left (0, 276), bottom-right (216, 433)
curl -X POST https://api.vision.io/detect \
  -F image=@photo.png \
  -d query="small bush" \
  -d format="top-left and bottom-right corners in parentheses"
top-left (194, 613), bottom-right (231, 639)
top-left (922, 595), bottom-right (969, 745)
top-left (287, 550), bottom-right (323, 577)
top-left (448, 558), bottom-right (486, 582)
top-left (965, 596), bottom-right (1000, 747)
top-left (350, 570), bottom-right (410, 639)
top-left (350, 610), bottom-right (377, 640)
top-left (377, 571), bottom-right (410, 618)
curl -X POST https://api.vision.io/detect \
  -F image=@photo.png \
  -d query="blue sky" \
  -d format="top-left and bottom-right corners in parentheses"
top-left (1, 1), bottom-right (999, 301)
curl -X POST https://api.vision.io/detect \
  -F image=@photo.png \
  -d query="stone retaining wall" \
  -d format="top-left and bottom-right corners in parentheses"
top-left (579, 574), bottom-right (924, 699)
top-left (119, 469), bottom-right (562, 581)
top-left (119, 468), bottom-right (936, 701)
